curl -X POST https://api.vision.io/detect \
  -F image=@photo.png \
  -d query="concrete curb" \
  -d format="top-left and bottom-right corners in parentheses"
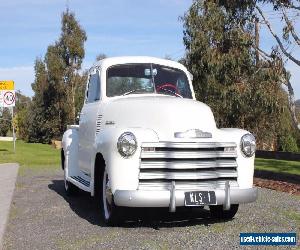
top-left (0, 163), bottom-right (19, 250)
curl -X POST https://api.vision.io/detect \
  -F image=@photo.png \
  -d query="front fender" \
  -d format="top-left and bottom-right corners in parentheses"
top-left (94, 127), bottom-right (159, 193)
top-left (216, 128), bottom-right (255, 189)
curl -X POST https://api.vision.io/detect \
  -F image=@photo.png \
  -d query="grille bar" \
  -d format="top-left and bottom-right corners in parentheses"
top-left (141, 151), bottom-right (237, 159)
top-left (142, 142), bottom-right (237, 148)
top-left (140, 159), bottom-right (237, 169)
top-left (138, 180), bottom-right (239, 190)
top-left (139, 169), bottom-right (237, 180)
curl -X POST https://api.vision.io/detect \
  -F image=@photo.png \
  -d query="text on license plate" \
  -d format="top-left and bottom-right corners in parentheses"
top-left (184, 191), bottom-right (216, 206)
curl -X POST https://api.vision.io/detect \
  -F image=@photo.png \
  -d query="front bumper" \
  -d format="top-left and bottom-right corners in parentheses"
top-left (114, 186), bottom-right (258, 209)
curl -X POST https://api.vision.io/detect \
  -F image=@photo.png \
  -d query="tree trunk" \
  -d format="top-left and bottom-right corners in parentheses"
top-left (255, 17), bottom-right (260, 66)
top-left (71, 80), bottom-right (75, 124)
top-left (286, 78), bottom-right (300, 130)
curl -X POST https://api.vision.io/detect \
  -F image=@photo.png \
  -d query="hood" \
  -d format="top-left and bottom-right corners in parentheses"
top-left (102, 95), bottom-right (216, 141)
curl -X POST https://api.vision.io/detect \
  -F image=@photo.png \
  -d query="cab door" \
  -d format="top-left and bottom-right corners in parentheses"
top-left (78, 70), bottom-right (101, 175)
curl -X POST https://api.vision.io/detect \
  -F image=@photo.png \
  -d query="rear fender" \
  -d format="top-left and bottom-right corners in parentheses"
top-left (62, 126), bottom-right (79, 177)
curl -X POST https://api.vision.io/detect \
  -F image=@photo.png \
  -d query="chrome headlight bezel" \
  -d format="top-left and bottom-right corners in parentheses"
top-left (240, 133), bottom-right (256, 157)
top-left (117, 132), bottom-right (137, 158)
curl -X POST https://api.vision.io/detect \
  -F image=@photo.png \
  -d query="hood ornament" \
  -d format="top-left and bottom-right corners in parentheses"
top-left (174, 129), bottom-right (212, 139)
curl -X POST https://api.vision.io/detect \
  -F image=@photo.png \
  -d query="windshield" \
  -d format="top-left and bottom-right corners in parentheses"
top-left (106, 63), bottom-right (192, 99)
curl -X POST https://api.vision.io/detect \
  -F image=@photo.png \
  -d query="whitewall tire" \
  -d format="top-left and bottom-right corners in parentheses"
top-left (100, 168), bottom-right (119, 225)
top-left (63, 154), bottom-right (77, 196)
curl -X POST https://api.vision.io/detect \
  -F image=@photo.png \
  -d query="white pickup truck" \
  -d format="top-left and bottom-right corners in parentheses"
top-left (61, 56), bottom-right (257, 225)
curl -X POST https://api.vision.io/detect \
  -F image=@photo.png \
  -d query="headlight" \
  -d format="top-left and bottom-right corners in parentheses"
top-left (240, 134), bottom-right (256, 157)
top-left (117, 132), bottom-right (137, 157)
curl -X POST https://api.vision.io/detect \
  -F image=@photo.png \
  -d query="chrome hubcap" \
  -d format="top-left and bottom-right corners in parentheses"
top-left (106, 180), bottom-right (113, 205)
top-left (103, 170), bottom-right (112, 219)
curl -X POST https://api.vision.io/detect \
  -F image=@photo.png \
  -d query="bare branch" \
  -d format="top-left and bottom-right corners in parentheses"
top-left (282, 3), bottom-right (300, 11)
top-left (256, 5), bottom-right (300, 66)
top-left (290, 4), bottom-right (300, 10)
top-left (282, 8), bottom-right (300, 46)
top-left (277, 1), bottom-right (300, 10)
top-left (255, 45), bottom-right (272, 58)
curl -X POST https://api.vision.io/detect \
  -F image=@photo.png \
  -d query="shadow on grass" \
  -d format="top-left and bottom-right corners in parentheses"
top-left (0, 148), bottom-right (8, 152)
top-left (48, 179), bottom-right (232, 229)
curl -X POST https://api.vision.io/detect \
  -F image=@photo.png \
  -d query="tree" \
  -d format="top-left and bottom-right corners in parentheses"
top-left (44, 43), bottom-right (69, 138)
top-left (27, 58), bottom-right (54, 143)
top-left (96, 53), bottom-right (107, 61)
top-left (164, 54), bottom-right (173, 60)
top-left (28, 9), bottom-right (87, 143)
top-left (59, 10), bottom-right (87, 123)
top-left (74, 70), bottom-right (88, 122)
top-left (14, 91), bottom-right (31, 140)
top-left (0, 108), bottom-right (11, 136)
top-left (15, 91), bottom-right (31, 112)
top-left (252, 0), bottom-right (300, 130)
top-left (181, 0), bottom-right (287, 148)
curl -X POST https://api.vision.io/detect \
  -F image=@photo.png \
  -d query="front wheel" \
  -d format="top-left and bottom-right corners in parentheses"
top-left (100, 168), bottom-right (119, 225)
top-left (209, 204), bottom-right (239, 220)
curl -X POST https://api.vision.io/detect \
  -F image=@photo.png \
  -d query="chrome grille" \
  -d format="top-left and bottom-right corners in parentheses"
top-left (139, 142), bottom-right (238, 190)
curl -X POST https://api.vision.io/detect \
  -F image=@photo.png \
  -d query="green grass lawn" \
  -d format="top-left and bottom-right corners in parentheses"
top-left (0, 140), bottom-right (60, 174)
top-left (255, 158), bottom-right (300, 176)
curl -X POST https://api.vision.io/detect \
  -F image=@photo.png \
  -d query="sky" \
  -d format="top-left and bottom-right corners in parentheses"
top-left (0, 0), bottom-right (299, 99)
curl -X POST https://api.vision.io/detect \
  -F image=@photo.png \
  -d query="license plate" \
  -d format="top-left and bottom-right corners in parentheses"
top-left (184, 191), bottom-right (216, 206)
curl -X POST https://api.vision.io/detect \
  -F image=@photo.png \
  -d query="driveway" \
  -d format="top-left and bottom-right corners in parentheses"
top-left (3, 168), bottom-right (300, 249)
top-left (0, 163), bottom-right (19, 250)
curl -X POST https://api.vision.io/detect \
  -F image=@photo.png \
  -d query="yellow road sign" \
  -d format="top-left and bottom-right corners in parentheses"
top-left (0, 80), bottom-right (14, 90)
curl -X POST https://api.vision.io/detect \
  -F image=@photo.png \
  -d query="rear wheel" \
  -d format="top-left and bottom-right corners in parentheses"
top-left (209, 204), bottom-right (239, 220)
top-left (62, 153), bottom-right (77, 196)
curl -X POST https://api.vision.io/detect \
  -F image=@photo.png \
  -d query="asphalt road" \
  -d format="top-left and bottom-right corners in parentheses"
top-left (3, 169), bottom-right (300, 249)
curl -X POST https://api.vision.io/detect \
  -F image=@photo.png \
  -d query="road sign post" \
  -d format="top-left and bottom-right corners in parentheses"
top-left (0, 81), bottom-right (16, 153)
top-left (12, 107), bottom-right (15, 153)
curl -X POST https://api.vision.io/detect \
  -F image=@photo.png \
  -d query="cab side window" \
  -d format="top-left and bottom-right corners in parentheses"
top-left (86, 71), bottom-right (101, 103)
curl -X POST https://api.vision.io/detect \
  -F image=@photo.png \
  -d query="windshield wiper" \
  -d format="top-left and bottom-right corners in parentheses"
top-left (122, 87), bottom-right (153, 96)
top-left (157, 87), bottom-right (183, 98)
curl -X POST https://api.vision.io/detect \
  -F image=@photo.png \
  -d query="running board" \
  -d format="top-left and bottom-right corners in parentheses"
top-left (68, 176), bottom-right (91, 192)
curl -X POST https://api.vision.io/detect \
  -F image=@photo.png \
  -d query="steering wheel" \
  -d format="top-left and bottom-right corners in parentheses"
top-left (156, 83), bottom-right (179, 95)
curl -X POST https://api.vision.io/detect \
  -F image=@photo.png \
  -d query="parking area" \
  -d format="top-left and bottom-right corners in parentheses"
top-left (3, 168), bottom-right (300, 249)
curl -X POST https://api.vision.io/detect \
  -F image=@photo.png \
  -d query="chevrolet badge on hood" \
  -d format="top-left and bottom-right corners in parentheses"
top-left (174, 129), bottom-right (212, 138)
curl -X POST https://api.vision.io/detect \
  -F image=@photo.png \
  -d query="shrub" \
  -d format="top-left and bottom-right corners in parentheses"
top-left (278, 134), bottom-right (299, 152)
